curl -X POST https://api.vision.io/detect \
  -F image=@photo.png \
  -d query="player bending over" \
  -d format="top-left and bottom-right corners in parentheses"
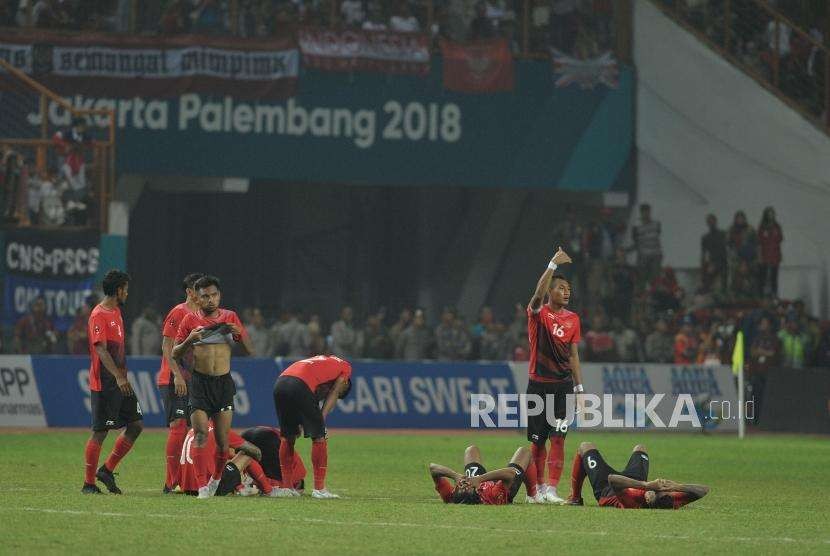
top-left (565, 441), bottom-right (710, 509)
top-left (216, 426), bottom-right (307, 496)
top-left (429, 445), bottom-right (538, 505)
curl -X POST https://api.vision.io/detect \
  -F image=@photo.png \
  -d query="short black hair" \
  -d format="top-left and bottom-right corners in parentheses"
top-left (102, 269), bottom-right (130, 296)
top-left (550, 273), bottom-right (569, 286)
top-left (182, 272), bottom-right (205, 292)
top-left (451, 487), bottom-right (481, 505)
top-left (194, 275), bottom-right (220, 292)
top-left (650, 493), bottom-right (675, 509)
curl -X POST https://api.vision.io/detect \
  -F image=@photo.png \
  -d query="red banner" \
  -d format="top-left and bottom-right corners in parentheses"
top-left (440, 39), bottom-right (514, 93)
top-left (297, 27), bottom-right (430, 76)
top-left (0, 31), bottom-right (299, 99)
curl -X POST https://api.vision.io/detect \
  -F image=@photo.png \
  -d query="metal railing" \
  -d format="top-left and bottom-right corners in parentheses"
top-left (0, 59), bottom-right (115, 232)
top-left (654, 0), bottom-right (829, 133)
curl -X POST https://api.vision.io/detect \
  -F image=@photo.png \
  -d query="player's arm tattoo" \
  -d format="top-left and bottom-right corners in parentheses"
top-left (237, 441), bottom-right (262, 461)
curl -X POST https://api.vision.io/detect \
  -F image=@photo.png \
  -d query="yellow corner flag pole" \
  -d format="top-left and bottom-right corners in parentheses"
top-left (732, 331), bottom-right (745, 439)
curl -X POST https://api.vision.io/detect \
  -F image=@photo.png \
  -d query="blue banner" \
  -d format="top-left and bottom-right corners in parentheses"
top-left (31, 356), bottom-right (518, 429)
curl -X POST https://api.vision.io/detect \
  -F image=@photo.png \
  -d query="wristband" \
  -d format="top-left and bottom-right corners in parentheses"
top-left (573, 384), bottom-right (584, 393)
top-left (547, 261), bottom-right (558, 271)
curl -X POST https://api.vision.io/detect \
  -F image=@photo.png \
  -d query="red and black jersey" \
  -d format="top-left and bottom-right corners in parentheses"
top-left (157, 302), bottom-right (196, 386)
top-left (527, 305), bottom-right (581, 383)
top-left (281, 355), bottom-right (352, 392)
top-left (435, 479), bottom-right (510, 506)
top-left (179, 425), bottom-right (245, 493)
top-left (88, 304), bottom-right (126, 392)
top-left (599, 488), bottom-right (694, 509)
top-left (175, 308), bottom-right (247, 347)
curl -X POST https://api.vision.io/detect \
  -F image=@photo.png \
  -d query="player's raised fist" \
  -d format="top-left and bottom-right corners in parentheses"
top-left (551, 246), bottom-right (572, 266)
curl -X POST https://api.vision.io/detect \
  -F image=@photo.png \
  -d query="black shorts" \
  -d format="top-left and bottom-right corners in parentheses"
top-left (216, 462), bottom-right (242, 496)
top-left (464, 461), bottom-right (486, 478)
top-left (583, 449), bottom-right (649, 501)
top-left (242, 426), bottom-right (282, 480)
top-left (160, 382), bottom-right (191, 425)
top-left (90, 388), bottom-right (143, 431)
top-left (526, 379), bottom-right (573, 444)
top-left (189, 371), bottom-right (236, 415)
top-left (273, 376), bottom-right (326, 439)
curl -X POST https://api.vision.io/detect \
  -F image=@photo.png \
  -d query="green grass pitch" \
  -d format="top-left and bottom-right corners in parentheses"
top-left (1, 429), bottom-right (828, 554)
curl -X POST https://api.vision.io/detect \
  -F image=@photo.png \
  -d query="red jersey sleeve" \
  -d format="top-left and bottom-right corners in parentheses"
top-left (526, 306), bottom-right (542, 321)
top-left (572, 315), bottom-right (582, 344)
top-left (617, 488), bottom-right (648, 509)
top-left (176, 313), bottom-right (195, 344)
top-left (339, 359), bottom-right (352, 380)
top-left (229, 311), bottom-right (247, 342)
top-left (89, 312), bottom-right (109, 346)
top-left (228, 430), bottom-right (245, 450)
top-left (163, 306), bottom-right (183, 338)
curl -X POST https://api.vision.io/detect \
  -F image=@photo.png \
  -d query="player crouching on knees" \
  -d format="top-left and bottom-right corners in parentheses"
top-left (429, 445), bottom-right (538, 505)
top-left (565, 441), bottom-right (710, 509)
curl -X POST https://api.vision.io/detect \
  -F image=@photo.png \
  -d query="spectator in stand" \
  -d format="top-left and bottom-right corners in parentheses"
top-left (363, 313), bottom-right (394, 359)
top-left (480, 322), bottom-right (509, 361)
top-left (647, 267), bottom-right (683, 316)
top-left (555, 206), bottom-right (585, 291)
top-left (644, 318), bottom-right (674, 363)
top-left (331, 305), bottom-right (362, 358)
top-left (160, 0), bottom-right (190, 34)
top-left (340, 0), bottom-right (365, 27)
top-left (747, 316), bottom-right (779, 421)
top-left (2, 148), bottom-right (24, 223)
top-left (609, 317), bottom-right (641, 362)
top-left (778, 315), bottom-right (810, 368)
top-left (0, 1), bottom-right (13, 26)
top-left (728, 210), bottom-right (758, 293)
top-left (388, 307), bottom-right (412, 349)
top-left (190, 0), bottom-right (226, 34)
top-left (470, 306), bottom-right (494, 358)
top-left (53, 117), bottom-right (92, 226)
top-left (550, 0), bottom-right (579, 52)
top-left (757, 207), bottom-right (783, 298)
top-left (389, 1), bottom-right (419, 32)
top-left (701, 214), bottom-right (728, 293)
top-left (604, 246), bottom-right (636, 322)
top-left (32, 0), bottom-right (71, 28)
top-left (673, 315), bottom-right (699, 365)
top-left (13, 297), bottom-right (57, 354)
top-left (272, 309), bottom-right (306, 357)
top-left (712, 312), bottom-right (737, 363)
top-left (245, 307), bottom-right (273, 358)
top-left (307, 314), bottom-right (327, 356)
top-left (397, 309), bottom-right (432, 360)
top-left (470, 1), bottom-right (496, 39)
top-left (130, 306), bottom-right (161, 356)
top-left (583, 313), bottom-right (617, 362)
top-left (66, 300), bottom-right (92, 355)
top-left (362, 2), bottom-right (387, 30)
top-left (506, 302), bottom-right (526, 350)
top-left (631, 203), bottom-right (663, 286)
top-left (435, 307), bottom-right (471, 361)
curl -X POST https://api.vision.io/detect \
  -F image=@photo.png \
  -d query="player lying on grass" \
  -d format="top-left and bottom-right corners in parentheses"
top-left (429, 445), bottom-right (538, 505)
top-left (565, 441), bottom-right (710, 509)
top-left (179, 422), bottom-right (305, 497)
top-left (216, 426), bottom-right (307, 497)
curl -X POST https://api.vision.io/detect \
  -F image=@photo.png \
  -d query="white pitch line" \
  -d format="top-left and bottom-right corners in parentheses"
top-left (3, 506), bottom-right (828, 547)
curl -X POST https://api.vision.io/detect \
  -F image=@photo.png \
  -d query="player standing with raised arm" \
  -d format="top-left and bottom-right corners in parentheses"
top-left (82, 270), bottom-right (143, 495)
top-left (173, 275), bottom-right (254, 498)
top-left (158, 272), bottom-right (203, 493)
top-left (525, 246), bottom-right (584, 504)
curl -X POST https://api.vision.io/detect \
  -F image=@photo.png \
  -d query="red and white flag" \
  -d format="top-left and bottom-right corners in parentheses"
top-left (440, 39), bottom-right (514, 93)
top-left (551, 49), bottom-right (619, 89)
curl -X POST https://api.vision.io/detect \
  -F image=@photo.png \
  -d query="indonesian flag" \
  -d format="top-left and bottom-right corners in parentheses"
top-left (441, 39), bottom-right (514, 93)
top-left (551, 49), bottom-right (619, 89)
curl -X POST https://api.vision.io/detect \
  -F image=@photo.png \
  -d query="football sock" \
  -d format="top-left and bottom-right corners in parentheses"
top-left (84, 439), bottom-right (102, 484)
top-left (213, 450), bottom-right (230, 481)
top-left (279, 440), bottom-right (295, 488)
top-left (165, 420), bottom-right (187, 488)
top-left (192, 444), bottom-right (208, 488)
top-left (548, 436), bottom-right (565, 487)
top-left (570, 453), bottom-right (585, 500)
top-left (531, 443), bottom-right (547, 486)
top-left (246, 459), bottom-right (271, 495)
top-left (104, 436), bottom-right (134, 472)
top-left (524, 460), bottom-right (538, 497)
top-left (311, 440), bottom-right (328, 490)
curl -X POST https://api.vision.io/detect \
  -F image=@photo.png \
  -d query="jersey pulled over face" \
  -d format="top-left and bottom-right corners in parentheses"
top-left (527, 305), bottom-right (581, 383)
top-left (176, 308), bottom-right (246, 375)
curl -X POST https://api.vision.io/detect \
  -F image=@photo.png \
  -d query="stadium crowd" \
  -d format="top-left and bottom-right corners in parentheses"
top-left (3, 203), bottom-right (828, 371)
top-left (0, 117), bottom-right (95, 227)
top-left (0, 0), bottom-right (617, 56)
